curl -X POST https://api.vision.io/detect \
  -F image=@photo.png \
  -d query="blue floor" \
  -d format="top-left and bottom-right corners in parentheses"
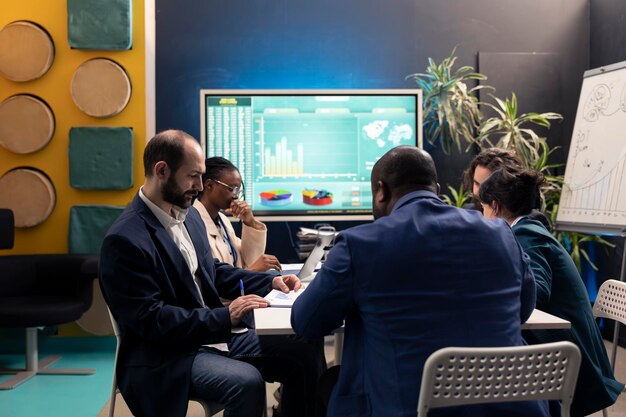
top-left (0, 336), bottom-right (116, 417)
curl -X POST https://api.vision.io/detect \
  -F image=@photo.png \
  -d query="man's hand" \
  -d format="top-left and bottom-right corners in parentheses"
top-left (228, 294), bottom-right (269, 326)
top-left (247, 254), bottom-right (282, 272)
top-left (272, 274), bottom-right (302, 293)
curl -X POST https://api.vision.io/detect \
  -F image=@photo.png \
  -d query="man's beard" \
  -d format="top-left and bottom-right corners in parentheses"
top-left (472, 195), bottom-right (484, 212)
top-left (162, 176), bottom-right (197, 209)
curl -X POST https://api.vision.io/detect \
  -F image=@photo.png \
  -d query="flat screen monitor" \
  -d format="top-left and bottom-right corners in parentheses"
top-left (200, 89), bottom-right (422, 221)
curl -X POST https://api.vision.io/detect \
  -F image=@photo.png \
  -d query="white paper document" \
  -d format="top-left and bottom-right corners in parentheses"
top-left (264, 286), bottom-right (307, 308)
top-left (281, 262), bottom-right (322, 276)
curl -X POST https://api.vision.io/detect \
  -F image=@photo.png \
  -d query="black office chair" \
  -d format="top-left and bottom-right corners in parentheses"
top-left (0, 209), bottom-right (14, 250)
top-left (0, 208), bottom-right (99, 389)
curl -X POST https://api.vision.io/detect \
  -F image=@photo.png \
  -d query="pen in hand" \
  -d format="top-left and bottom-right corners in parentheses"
top-left (239, 279), bottom-right (245, 297)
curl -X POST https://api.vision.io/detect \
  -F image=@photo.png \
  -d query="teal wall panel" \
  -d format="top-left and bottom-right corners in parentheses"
top-left (69, 205), bottom-right (125, 254)
top-left (67, 0), bottom-right (132, 50)
top-left (69, 127), bottom-right (133, 190)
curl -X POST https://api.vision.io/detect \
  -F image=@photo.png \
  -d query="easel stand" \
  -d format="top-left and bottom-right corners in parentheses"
top-left (557, 223), bottom-right (626, 374)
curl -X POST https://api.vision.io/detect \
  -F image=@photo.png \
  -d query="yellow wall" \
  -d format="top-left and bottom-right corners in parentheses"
top-left (0, 0), bottom-right (146, 255)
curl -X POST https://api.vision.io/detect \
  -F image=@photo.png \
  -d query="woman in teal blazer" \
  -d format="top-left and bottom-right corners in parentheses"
top-left (478, 166), bottom-right (623, 417)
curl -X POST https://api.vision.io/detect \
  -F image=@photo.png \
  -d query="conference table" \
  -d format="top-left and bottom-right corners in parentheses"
top-left (263, 264), bottom-right (571, 364)
top-left (254, 307), bottom-right (570, 335)
top-left (254, 307), bottom-right (571, 365)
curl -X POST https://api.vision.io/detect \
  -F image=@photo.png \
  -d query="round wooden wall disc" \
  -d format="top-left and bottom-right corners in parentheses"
top-left (0, 168), bottom-right (56, 227)
top-left (0, 95), bottom-right (55, 154)
top-left (70, 58), bottom-right (132, 118)
top-left (0, 21), bottom-right (55, 82)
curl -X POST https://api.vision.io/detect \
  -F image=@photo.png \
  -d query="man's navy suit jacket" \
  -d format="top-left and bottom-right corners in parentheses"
top-left (292, 190), bottom-right (553, 417)
top-left (99, 194), bottom-right (273, 417)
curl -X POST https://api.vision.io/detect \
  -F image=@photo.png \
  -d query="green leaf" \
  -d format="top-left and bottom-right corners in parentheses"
top-left (441, 184), bottom-right (471, 208)
top-left (407, 48), bottom-right (488, 154)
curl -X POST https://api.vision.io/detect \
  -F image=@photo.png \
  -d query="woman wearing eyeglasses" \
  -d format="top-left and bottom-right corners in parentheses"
top-left (193, 156), bottom-right (283, 272)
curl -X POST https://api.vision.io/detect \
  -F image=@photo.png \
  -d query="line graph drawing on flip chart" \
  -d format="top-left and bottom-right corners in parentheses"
top-left (557, 60), bottom-right (626, 235)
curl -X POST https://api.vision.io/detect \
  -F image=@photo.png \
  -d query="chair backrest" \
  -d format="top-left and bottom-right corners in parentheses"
top-left (593, 279), bottom-right (626, 326)
top-left (107, 308), bottom-right (121, 417)
top-left (0, 208), bottom-right (14, 249)
top-left (417, 341), bottom-right (581, 417)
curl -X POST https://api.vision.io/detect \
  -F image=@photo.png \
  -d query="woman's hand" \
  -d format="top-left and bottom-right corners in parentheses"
top-left (247, 254), bottom-right (282, 272)
top-left (227, 201), bottom-right (258, 228)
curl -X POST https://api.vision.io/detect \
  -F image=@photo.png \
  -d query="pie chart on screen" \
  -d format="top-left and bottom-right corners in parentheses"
top-left (259, 190), bottom-right (293, 207)
top-left (302, 189), bottom-right (334, 206)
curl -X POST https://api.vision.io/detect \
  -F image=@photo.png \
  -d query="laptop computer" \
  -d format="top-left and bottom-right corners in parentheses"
top-left (283, 232), bottom-right (335, 281)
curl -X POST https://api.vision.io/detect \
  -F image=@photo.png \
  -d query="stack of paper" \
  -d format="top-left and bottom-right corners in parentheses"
top-left (295, 226), bottom-right (338, 260)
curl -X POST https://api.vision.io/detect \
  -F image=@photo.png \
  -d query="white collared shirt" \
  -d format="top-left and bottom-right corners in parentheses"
top-left (139, 188), bottom-right (201, 297)
top-left (511, 216), bottom-right (527, 228)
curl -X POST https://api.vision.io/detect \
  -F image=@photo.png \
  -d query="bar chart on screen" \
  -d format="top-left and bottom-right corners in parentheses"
top-left (258, 117), bottom-right (359, 179)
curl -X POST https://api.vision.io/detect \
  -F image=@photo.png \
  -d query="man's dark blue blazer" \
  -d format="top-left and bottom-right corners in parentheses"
top-left (292, 190), bottom-right (554, 417)
top-left (99, 194), bottom-right (273, 417)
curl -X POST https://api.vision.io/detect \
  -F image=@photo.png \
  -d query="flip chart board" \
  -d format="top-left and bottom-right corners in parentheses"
top-left (557, 61), bottom-right (626, 235)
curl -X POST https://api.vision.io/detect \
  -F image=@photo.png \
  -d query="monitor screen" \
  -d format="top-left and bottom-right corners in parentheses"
top-left (200, 89), bottom-right (422, 220)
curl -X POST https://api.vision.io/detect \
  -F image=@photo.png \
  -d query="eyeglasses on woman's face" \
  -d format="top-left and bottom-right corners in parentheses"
top-left (209, 178), bottom-right (244, 199)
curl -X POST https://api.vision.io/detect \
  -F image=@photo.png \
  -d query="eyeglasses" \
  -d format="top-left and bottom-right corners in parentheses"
top-left (209, 179), bottom-right (244, 198)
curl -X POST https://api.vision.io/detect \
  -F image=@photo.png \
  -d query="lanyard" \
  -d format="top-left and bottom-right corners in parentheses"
top-left (217, 215), bottom-right (238, 266)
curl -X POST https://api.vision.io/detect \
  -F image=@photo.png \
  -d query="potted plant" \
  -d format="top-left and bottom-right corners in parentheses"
top-left (475, 93), bottom-right (562, 164)
top-left (406, 47), bottom-right (488, 154)
top-left (411, 50), bottom-right (613, 271)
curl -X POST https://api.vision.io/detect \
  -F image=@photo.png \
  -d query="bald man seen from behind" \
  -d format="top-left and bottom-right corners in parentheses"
top-left (292, 146), bottom-right (557, 417)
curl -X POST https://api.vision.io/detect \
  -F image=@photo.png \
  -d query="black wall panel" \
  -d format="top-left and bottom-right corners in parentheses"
top-left (478, 52), bottom-right (563, 165)
top-left (591, 0), bottom-right (626, 68)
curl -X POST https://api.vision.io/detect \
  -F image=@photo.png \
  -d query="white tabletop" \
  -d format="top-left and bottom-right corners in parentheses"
top-left (254, 307), bottom-right (295, 335)
top-left (254, 307), bottom-right (571, 336)
top-left (522, 309), bottom-right (571, 330)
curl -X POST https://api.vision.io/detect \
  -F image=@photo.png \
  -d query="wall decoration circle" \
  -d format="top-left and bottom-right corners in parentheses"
top-left (0, 95), bottom-right (55, 154)
top-left (70, 58), bottom-right (132, 118)
top-left (0, 168), bottom-right (56, 227)
top-left (0, 21), bottom-right (55, 82)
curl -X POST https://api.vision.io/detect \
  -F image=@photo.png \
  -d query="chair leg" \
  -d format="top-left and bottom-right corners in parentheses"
top-left (108, 383), bottom-right (118, 417)
top-left (0, 370), bottom-right (36, 390)
top-left (609, 322), bottom-right (620, 373)
top-left (333, 332), bottom-right (344, 366)
top-left (602, 408), bottom-right (609, 417)
top-left (0, 327), bottom-right (95, 390)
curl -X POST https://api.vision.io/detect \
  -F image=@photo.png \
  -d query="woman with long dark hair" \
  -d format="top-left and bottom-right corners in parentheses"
top-left (479, 166), bottom-right (623, 417)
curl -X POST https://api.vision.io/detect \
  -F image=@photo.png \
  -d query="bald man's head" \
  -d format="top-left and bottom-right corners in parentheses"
top-left (143, 129), bottom-right (198, 177)
top-left (371, 146), bottom-right (439, 219)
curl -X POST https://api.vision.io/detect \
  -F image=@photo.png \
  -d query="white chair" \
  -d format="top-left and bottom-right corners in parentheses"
top-left (107, 309), bottom-right (223, 417)
top-left (593, 279), bottom-right (626, 371)
top-left (417, 341), bottom-right (581, 417)
top-left (592, 278), bottom-right (626, 417)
